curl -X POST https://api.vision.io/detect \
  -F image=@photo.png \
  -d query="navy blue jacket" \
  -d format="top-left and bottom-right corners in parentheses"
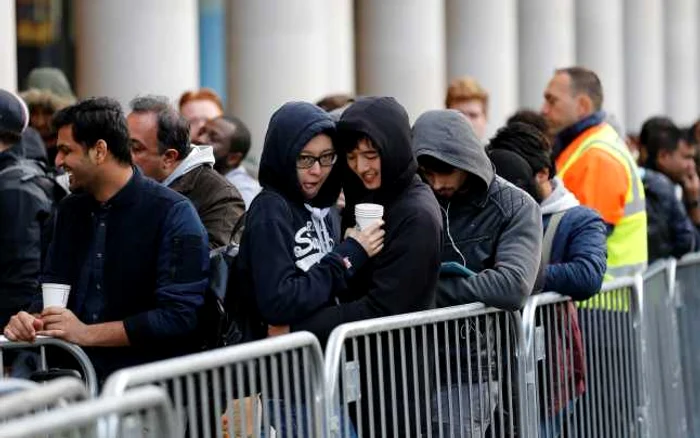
top-left (237, 102), bottom-right (368, 339)
top-left (39, 168), bottom-right (208, 380)
top-left (543, 206), bottom-right (607, 300)
top-left (640, 168), bottom-right (695, 262)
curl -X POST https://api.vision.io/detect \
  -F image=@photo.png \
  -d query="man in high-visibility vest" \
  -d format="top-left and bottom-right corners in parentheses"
top-left (541, 67), bottom-right (647, 280)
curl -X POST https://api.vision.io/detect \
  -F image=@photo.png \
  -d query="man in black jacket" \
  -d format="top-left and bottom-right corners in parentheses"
top-left (412, 109), bottom-right (542, 437)
top-left (4, 97), bottom-right (209, 382)
top-left (0, 89), bottom-right (53, 328)
top-left (292, 97), bottom-right (443, 436)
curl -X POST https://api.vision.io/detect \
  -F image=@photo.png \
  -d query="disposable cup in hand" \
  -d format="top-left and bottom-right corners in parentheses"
top-left (42, 283), bottom-right (71, 309)
top-left (355, 203), bottom-right (384, 230)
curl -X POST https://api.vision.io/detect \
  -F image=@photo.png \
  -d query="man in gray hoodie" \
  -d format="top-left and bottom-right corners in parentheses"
top-left (127, 96), bottom-right (245, 248)
top-left (412, 109), bottom-right (542, 437)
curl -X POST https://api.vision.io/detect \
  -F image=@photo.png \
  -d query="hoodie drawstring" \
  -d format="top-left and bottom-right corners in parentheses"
top-left (304, 204), bottom-right (333, 254)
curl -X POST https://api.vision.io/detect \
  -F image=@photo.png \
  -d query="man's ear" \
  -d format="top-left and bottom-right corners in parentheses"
top-left (162, 148), bottom-right (180, 166)
top-left (90, 139), bottom-right (108, 164)
top-left (576, 93), bottom-right (594, 118)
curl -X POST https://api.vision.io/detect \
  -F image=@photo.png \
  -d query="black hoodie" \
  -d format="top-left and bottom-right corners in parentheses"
top-left (236, 102), bottom-right (368, 337)
top-left (293, 97), bottom-right (442, 436)
top-left (293, 97), bottom-right (443, 340)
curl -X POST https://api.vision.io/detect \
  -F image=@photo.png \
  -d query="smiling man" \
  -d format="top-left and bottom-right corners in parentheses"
top-left (291, 96), bottom-right (443, 436)
top-left (3, 97), bottom-right (209, 382)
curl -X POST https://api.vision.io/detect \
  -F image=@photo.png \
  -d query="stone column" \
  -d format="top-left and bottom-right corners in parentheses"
top-left (355, 0), bottom-right (446, 121)
top-left (665, 0), bottom-right (699, 126)
top-left (517, 0), bottom-right (575, 110)
top-left (226, 0), bottom-right (340, 163)
top-left (74, 0), bottom-right (199, 108)
top-left (624, 0), bottom-right (665, 132)
top-left (325, 0), bottom-right (355, 96)
top-left (575, 0), bottom-right (626, 127)
top-left (447, 0), bottom-right (518, 135)
top-left (0, 0), bottom-right (17, 91)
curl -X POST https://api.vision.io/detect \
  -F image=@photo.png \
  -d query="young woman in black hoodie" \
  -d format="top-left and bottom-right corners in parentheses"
top-left (238, 101), bottom-right (384, 341)
top-left (235, 102), bottom-right (385, 437)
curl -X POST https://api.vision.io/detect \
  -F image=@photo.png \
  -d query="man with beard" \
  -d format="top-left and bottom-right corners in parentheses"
top-left (3, 97), bottom-right (208, 382)
top-left (412, 109), bottom-right (542, 437)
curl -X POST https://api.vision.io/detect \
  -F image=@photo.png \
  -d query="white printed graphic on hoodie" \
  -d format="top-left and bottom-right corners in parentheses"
top-left (294, 205), bottom-right (334, 272)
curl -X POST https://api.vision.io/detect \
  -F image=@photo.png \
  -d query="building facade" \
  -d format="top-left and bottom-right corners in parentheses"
top-left (1, 0), bottom-right (697, 164)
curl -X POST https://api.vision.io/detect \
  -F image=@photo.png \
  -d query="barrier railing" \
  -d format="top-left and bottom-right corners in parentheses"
top-left (102, 331), bottom-right (326, 438)
top-left (642, 260), bottom-right (687, 438)
top-left (324, 303), bottom-right (525, 438)
top-left (676, 253), bottom-right (700, 438)
top-left (522, 277), bottom-right (646, 438)
top-left (0, 377), bottom-right (89, 423)
top-left (8, 256), bottom-right (700, 437)
top-left (0, 335), bottom-right (98, 396)
top-left (0, 385), bottom-right (177, 437)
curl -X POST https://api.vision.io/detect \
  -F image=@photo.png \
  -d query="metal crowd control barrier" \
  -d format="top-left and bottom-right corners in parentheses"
top-left (522, 276), bottom-right (646, 438)
top-left (0, 385), bottom-right (177, 437)
top-left (0, 378), bottom-right (38, 396)
top-left (324, 303), bottom-right (525, 438)
top-left (642, 260), bottom-right (687, 438)
top-left (0, 335), bottom-right (98, 396)
top-left (0, 377), bottom-right (88, 423)
top-left (676, 253), bottom-right (700, 437)
top-left (102, 331), bottom-right (326, 438)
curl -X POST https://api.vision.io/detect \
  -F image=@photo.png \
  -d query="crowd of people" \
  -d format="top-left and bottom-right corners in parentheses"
top-left (0, 64), bottom-right (698, 435)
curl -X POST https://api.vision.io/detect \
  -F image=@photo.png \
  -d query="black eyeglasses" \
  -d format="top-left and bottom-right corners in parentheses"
top-left (296, 152), bottom-right (337, 169)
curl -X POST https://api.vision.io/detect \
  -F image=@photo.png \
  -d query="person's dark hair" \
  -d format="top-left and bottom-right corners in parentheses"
top-left (0, 129), bottom-right (21, 145)
top-left (507, 109), bottom-right (549, 135)
top-left (556, 66), bottom-right (604, 111)
top-left (316, 94), bottom-right (354, 112)
top-left (52, 97), bottom-right (132, 165)
top-left (417, 154), bottom-right (457, 175)
top-left (129, 95), bottom-right (190, 160)
top-left (683, 125), bottom-right (698, 146)
top-left (639, 116), bottom-right (682, 169)
top-left (336, 132), bottom-right (377, 155)
top-left (218, 115), bottom-right (252, 158)
top-left (487, 122), bottom-right (555, 179)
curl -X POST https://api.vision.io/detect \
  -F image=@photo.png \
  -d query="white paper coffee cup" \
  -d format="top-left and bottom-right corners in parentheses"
top-left (42, 283), bottom-right (71, 309)
top-left (355, 203), bottom-right (384, 230)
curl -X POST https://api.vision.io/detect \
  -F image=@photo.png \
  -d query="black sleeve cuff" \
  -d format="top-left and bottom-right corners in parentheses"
top-left (333, 238), bottom-right (369, 277)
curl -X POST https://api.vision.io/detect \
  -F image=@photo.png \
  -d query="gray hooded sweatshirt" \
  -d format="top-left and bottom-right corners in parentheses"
top-left (412, 109), bottom-right (543, 311)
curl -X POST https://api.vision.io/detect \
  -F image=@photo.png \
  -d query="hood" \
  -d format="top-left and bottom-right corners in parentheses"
top-left (258, 102), bottom-right (339, 208)
top-left (163, 145), bottom-right (215, 187)
top-left (540, 177), bottom-right (580, 215)
top-left (15, 127), bottom-right (48, 164)
top-left (20, 88), bottom-right (75, 113)
top-left (25, 68), bottom-right (76, 100)
top-left (489, 148), bottom-right (540, 202)
top-left (336, 97), bottom-right (417, 207)
top-left (412, 109), bottom-right (494, 197)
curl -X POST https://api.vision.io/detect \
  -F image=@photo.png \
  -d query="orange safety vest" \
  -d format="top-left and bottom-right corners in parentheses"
top-left (556, 122), bottom-right (647, 280)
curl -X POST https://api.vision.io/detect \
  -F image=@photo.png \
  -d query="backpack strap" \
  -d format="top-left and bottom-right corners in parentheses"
top-left (541, 211), bottom-right (566, 268)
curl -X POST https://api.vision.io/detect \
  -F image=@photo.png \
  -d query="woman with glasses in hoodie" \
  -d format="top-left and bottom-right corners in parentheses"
top-left (235, 101), bottom-right (383, 437)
